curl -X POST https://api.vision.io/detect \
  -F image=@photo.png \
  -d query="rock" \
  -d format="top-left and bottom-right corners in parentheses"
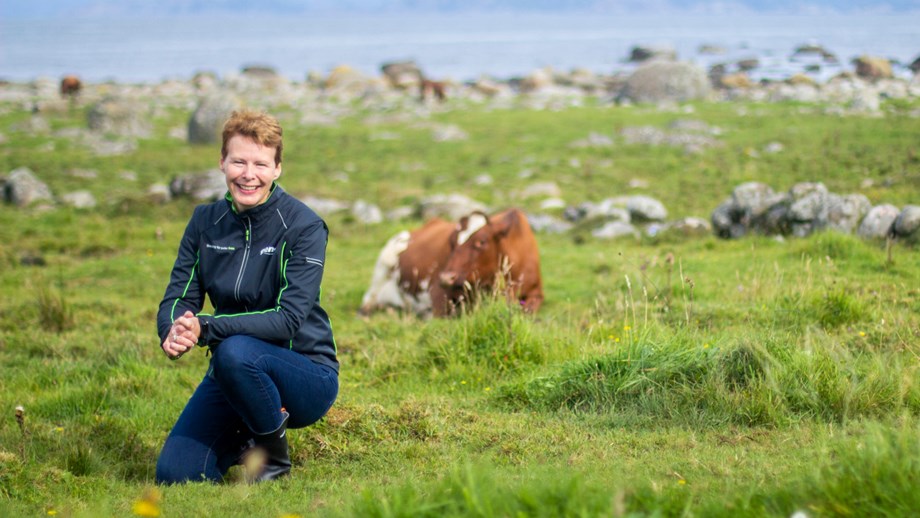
top-left (539, 198), bottom-right (566, 210)
top-left (431, 124), bottom-right (468, 142)
top-left (169, 169), bottom-right (227, 201)
top-left (592, 221), bottom-right (640, 240)
top-left (4, 167), bottom-right (53, 207)
top-left (853, 55), bottom-right (893, 81)
top-left (87, 97), bottom-right (151, 138)
top-left (660, 217), bottom-right (712, 237)
top-left (526, 213), bottom-right (573, 234)
top-left (188, 93), bottom-right (242, 145)
top-left (520, 67), bottom-right (555, 92)
top-left (736, 58), bottom-right (760, 71)
top-left (385, 206), bottom-right (415, 221)
top-left (351, 200), bottom-right (383, 224)
top-left (628, 45), bottom-right (677, 63)
top-left (419, 193), bottom-right (488, 221)
top-left (302, 196), bottom-right (349, 216)
top-left (147, 183), bottom-right (172, 204)
top-left (626, 195), bottom-right (668, 222)
top-left (381, 61), bottom-right (423, 90)
top-left (517, 181), bottom-right (561, 200)
top-left (720, 73), bottom-right (753, 89)
top-left (826, 194), bottom-right (871, 234)
top-left (60, 190), bottom-right (96, 209)
top-left (892, 205), bottom-right (920, 240)
top-left (910, 55), bottom-right (920, 74)
top-left (621, 61), bottom-right (711, 103)
top-left (849, 90), bottom-right (881, 112)
top-left (698, 44), bottom-right (726, 55)
top-left (857, 204), bottom-right (900, 239)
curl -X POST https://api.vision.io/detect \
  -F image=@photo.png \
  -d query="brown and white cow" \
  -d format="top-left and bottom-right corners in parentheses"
top-left (438, 208), bottom-right (543, 315)
top-left (359, 217), bottom-right (455, 317)
top-left (360, 208), bottom-right (543, 317)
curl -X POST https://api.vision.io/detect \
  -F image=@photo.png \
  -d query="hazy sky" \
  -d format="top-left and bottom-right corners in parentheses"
top-left (3, 0), bottom-right (919, 18)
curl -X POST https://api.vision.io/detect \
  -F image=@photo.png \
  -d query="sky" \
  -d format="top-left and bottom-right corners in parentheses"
top-left (2, 0), bottom-right (918, 18)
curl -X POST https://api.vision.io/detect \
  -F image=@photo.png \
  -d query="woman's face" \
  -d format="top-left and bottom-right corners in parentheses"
top-left (219, 135), bottom-right (281, 212)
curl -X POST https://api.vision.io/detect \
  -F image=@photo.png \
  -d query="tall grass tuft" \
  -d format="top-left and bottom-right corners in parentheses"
top-left (36, 284), bottom-right (74, 333)
top-left (498, 331), bottom-right (920, 426)
top-left (418, 297), bottom-right (547, 375)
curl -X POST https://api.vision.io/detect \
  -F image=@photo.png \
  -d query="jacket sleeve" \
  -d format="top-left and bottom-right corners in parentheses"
top-left (199, 220), bottom-right (327, 346)
top-left (156, 207), bottom-right (206, 343)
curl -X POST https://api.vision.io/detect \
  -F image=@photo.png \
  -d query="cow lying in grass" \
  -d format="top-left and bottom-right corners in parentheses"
top-left (360, 208), bottom-right (543, 317)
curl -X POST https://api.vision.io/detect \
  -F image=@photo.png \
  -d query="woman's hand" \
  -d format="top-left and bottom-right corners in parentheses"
top-left (162, 310), bottom-right (201, 360)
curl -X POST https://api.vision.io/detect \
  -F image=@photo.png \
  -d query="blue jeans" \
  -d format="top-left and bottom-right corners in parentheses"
top-left (155, 335), bottom-right (338, 484)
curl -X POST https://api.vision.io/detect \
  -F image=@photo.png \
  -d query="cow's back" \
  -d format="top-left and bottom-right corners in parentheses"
top-left (398, 217), bottom-right (455, 293)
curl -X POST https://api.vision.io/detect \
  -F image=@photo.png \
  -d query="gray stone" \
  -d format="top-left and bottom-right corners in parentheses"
top-left (628, 45), bottom-right (677, 63)
top-left (60, 190), bottom-right (96, 209)
top-left (4, 167), bottom-right (53, 206)
top-left (87, 97), bottom-right (151, 138)
top-left (431, 124), bottom-right (469, 142)
top-left (352, 200), bottom-right (383, 224)
top-left (302, 196), bottom-right (349, 216)
top-left (626, 195), bottom-right (668, 222)
top-left (591, 221), bottom-right (640, 240)
top-left (518, 181), bottom-right (562, 200)
top-left (857, 204), bottom-right (900, 239)
top-left (892, 205), bottom-right (920, 239)
top-left (621, 61), bottom-right (711, 103)
top-left (385, 206), bottom-right (415, 221)
top-left (188, 93), bottom-right (242, 145)
top-left (169, 169), bottom-right (227, 201)
top-left (826, 194), bottom-right (871, 234)
top-left (147, 183), bottom-right (172, 204)
top-left (526, 213), bottom-right (573, 234)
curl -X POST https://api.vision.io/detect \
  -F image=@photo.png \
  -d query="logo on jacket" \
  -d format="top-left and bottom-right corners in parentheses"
top-left (260, 246), bottom-right (277, 256)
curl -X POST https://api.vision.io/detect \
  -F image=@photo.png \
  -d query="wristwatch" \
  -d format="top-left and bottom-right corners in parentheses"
top-left (198, 318), bottom-right (210, 346)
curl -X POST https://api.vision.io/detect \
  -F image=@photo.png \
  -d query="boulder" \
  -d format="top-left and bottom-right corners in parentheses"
top-left (302, 196), bottom-right (349, 216)
top-left (60, 190), bottom-right (96, 209)
top-left (381, 61), bottom-right (423, 90)
top-left (628, 45), bottom-right (677, 63)
top-left (857, 204), bottom-right (899, 239)
top-left (169, 170), bottom-right (227, 201)
top-left (3, 167), bottom-right (53, 207)
top-left (621, 61), bottom-right (711, 103)
top-left (188, 93), bottom-right (242, 145)
top-left (351, 200), bottom-right (383, 225)
top-left (853, 55), bottom-right (893, 81)
top-left (892, 205), bottom-right (920, 241)
top-left (626, 195), bottom-right (667, 222)
top-left (87, 97), bottom-right (151, 138)
top-left (826, 194), bottom-right (871, 234)
top-left (592, 221), bottom-right (640, 240)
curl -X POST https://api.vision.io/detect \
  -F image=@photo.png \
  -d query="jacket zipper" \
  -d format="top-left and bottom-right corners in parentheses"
top-left (234, 216), bottom-right (252, 305)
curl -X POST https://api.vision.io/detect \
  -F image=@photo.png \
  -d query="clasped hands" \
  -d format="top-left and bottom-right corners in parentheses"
top-left (162, 310), bottom-right (201, 360)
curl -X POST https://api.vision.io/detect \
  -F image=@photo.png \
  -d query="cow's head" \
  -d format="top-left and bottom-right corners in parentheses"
top-left (439, 210), bottom-right (516, 296)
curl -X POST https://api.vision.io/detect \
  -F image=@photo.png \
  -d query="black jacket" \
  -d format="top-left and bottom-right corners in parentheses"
top-left (157, 185), bottom-right (338, 372)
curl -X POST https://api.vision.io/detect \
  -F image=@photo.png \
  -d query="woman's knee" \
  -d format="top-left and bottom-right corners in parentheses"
top-left (155, 437), bottom-right (218, 484)
top-left (210, 335), bottom-right (257, 373)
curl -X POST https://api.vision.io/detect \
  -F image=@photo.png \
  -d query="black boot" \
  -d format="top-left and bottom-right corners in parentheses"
top-left (243, 411), bottom-right (292, 483)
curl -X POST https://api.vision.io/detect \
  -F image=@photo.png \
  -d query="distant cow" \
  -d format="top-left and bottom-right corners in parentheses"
top-left (60, 75), bottom-right (82, 98)
top-left (360, 208), bottom-right (543, 317)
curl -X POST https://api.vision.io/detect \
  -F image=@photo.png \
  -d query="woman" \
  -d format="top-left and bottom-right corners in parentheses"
top-left (155, 110), bottom-right (338, 484)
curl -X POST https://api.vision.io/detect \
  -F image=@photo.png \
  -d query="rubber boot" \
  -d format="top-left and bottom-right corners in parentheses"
top-left (243, 411), bottom-right (292, 483)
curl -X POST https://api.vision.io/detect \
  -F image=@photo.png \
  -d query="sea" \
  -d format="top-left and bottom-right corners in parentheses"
top-left (1, 11), bottom-right (918, 84)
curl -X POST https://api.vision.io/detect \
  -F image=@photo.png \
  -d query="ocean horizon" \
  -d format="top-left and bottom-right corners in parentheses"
top-left (1, 11), bottom-right (918, 84)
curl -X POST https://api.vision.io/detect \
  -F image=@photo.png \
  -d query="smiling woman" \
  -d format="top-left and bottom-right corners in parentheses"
top-left (154, 110), bottom-right (340, 484)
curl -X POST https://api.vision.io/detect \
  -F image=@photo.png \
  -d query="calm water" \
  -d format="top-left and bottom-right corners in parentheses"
top-left (1, 12), bottom-right (918, 83)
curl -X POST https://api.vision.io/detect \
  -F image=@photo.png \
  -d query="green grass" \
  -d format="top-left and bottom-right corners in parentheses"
top-left (2, 92), bottom-right (920, 516)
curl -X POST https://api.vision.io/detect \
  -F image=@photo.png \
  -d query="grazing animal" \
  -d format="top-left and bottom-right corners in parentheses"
top-left (438, 208), bottom-right (543, 314)
top-left (360, 208), bottom-right (543, 317)
top-left (359, 217), bottom-right (455, 317)
top-left (60, 75), bottom-right (82, 98)
top-left (420, 79), bottom-right (447, 102)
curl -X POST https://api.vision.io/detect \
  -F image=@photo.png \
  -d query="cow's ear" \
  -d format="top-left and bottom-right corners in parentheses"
top-left (448, 228), bottom-right (459, 250)
top-left (494, 210), bottom-right (518, 239)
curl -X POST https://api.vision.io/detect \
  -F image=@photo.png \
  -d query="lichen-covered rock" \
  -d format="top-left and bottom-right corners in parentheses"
top-left (621, 61), bottom-right (711, 103)
top-left (169, 170), bottom-right (227, 201)
top-left (188, 93), bottom-right (242, 145)
top-left (857, 204), bottom-right (900, 239)
top-left (4, 167), bottom-right (53, 207)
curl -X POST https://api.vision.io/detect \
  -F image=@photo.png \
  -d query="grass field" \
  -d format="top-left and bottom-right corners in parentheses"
top-left (2, 91), bottom-right (920, 517)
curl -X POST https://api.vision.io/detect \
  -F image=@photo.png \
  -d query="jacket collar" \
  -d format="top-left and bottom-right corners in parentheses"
top-left (225, 183), bottom-right (285, 222)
